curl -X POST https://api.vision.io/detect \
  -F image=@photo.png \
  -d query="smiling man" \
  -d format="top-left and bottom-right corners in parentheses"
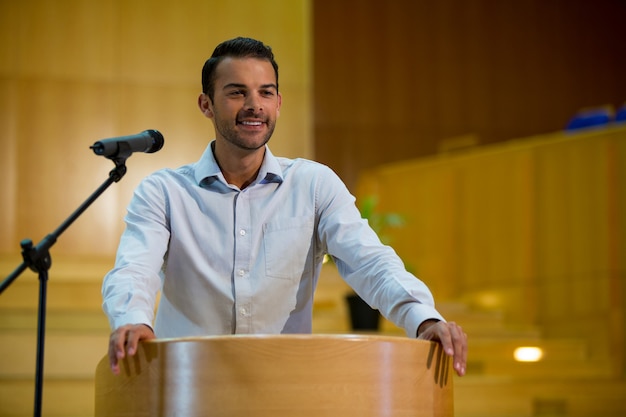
top-left (102, 37), bottom-right (467, 377)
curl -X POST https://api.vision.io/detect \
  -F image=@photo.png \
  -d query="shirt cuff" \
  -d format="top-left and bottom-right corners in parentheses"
top-left (108, 310), bottom-right (154, 331)
top-left (403, 304), bottom-right (446, 338)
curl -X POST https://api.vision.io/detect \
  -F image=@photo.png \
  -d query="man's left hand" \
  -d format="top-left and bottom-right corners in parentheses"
top-left (418, 319), bottom-right (468, 376)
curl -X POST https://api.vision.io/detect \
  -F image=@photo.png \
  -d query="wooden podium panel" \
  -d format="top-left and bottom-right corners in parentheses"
top-left (95, 334), bottom-right (453, 417)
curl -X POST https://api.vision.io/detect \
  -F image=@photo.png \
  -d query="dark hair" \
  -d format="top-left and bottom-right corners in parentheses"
top-left (201, 37), bottom-right (279, 102)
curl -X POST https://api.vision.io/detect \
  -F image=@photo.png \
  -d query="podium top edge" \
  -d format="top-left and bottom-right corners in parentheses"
top-left (147, 333), bottom-right (433, 345)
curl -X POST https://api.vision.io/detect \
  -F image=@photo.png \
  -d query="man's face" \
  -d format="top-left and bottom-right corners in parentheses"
top-left (200, 57), bottom-right (281, 151)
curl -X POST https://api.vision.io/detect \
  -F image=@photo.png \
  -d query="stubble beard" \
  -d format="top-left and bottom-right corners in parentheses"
top-left (214, 112), bottom-right (276, 151)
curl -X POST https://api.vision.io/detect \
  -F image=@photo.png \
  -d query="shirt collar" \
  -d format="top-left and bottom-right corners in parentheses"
top-left (195, 140), bottom-right (284, 188)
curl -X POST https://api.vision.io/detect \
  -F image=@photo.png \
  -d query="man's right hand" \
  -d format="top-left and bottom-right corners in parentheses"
top-left (108, 324), bottom-right (156, 375)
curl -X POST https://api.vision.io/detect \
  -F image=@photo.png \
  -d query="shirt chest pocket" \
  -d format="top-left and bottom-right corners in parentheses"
top-left (263, 216), bottom-right (314, 280)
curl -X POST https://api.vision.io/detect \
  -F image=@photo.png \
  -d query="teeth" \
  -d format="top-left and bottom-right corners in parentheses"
top-left (241, 121), bottom-right (262, 126)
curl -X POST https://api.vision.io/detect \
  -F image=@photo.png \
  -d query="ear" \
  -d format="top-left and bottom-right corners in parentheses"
top-left (276, 92), bottom-right (282, 118)
top-left (198, 93), bottom-right (214, 119)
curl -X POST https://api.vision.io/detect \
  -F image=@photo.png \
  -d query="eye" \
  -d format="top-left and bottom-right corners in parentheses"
top-left (260, 90), bottom-right (275, 97)
top-left (228, 89), bottom-right (245, 97)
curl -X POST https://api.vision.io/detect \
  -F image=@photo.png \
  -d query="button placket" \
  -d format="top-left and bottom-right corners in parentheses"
top-left (232, 191), bottom-right (252, 333)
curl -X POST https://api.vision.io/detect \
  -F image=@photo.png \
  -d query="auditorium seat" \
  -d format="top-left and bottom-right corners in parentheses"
top-left (564, 106), bottom-right (613, 130)
top-left (615, 104), bottom-right (626, 123)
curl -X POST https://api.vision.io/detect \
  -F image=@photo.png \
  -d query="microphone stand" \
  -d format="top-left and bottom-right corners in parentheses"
top-left (0, 148), bottom-right (132, 417)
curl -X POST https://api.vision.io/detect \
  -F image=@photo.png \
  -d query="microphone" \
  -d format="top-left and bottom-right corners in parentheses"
top-left (90, 130), bottom-right (164, 158)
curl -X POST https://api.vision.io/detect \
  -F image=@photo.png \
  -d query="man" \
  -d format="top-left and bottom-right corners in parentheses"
top-left (103, 37), bottom-right (467, 376)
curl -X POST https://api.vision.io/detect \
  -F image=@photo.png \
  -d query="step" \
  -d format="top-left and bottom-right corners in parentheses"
top-left (0, 377), bottom-right (95, 417)
top-left (0, 330), bottom-right (108, 378)
top-left (468, 337), bottom-right (589, 361)
top-left (0, 279), bottom-right (104, 311)
top-left (435, 302), bottom-right (542, 338)
top-left (466, 357), bottom-right (614, 379)
top-left (0, 254), bottom-right (114, 281)
top-left (0, 310), bottom-right (110, 332)
top-left (377, 310), bottom-right (542, 340)
top-left (454, 376), bottom-right (626, 417)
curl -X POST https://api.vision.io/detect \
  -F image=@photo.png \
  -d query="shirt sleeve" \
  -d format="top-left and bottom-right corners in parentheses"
top-left (315, 166), bottom-right (445, 337)
top-left (101, 174), bottom-right (170, 330)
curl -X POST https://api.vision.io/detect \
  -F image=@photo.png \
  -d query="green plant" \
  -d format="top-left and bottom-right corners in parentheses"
top-left (342, 195), bottom-right (407, 330)
top-left (358, 195), bottom-right (405, 244)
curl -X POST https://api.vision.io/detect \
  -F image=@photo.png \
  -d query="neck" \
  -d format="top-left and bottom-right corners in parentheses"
top-left (213, 140), bottom-right (265, 189)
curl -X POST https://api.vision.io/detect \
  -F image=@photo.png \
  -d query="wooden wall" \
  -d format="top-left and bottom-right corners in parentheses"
top-left (315, 125), bottom-right (626, 416)
top-left (356, 125), bottom-right (626, 375)
top-left (0, 0), bottom-right (313, 259)
top-left (0, 2), bottom-right (312, 416)
top-left (313, 0), bottom-right (626, 190)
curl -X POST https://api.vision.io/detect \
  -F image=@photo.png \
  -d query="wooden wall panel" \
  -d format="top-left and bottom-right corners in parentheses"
top-left (20, 1), bottom-right (117, 78)
top-left (0, 2), bottom-right (312, 415)
top-left (14, 79), bottom-right (117, 254)
top-left (0, 80), bottom-right (18, 252)
top-left (355, 126), bottom-right (625, 366)
top-left (313, 0), bottom-right (626, 190)
top-left (0, 0), bottom-right (312, 258)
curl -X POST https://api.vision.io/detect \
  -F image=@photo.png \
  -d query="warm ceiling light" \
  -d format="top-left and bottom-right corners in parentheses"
top-left (514, 346), bottom-right (543, 362)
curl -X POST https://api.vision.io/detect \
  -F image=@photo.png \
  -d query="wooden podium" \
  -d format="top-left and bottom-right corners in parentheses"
top-left (95, 334), bottom-right (454, 417)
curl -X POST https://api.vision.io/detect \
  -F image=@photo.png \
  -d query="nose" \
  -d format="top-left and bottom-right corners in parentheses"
top-left (244, 93), bottom-right (262, 112)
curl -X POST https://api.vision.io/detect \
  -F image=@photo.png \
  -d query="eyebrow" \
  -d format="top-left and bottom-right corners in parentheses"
top-left (223, 83), bottom-right (278, 91)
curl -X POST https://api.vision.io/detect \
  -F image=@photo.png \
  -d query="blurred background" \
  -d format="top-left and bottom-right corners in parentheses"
top-left (0, 0), bottom-right (625, 416)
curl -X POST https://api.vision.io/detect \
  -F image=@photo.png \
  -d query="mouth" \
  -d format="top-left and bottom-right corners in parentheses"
top-left (238, 119), bottom-right (265, 128)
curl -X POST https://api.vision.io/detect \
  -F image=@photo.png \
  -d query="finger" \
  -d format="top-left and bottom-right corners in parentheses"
top-left (126, 327), bottom-right (141, 356)
top-left (459, 327), bottom-right (468, 375)
top-left (126, 324), bottom-right (156, 356)
top-left (449, 323), bottom-right (467, 376)
top-left (108, 340), bottom-right (119, 375)
top-left (436, 323), bottom-right (455, 357)
top-left (108, 328), bottom-right (128, 374)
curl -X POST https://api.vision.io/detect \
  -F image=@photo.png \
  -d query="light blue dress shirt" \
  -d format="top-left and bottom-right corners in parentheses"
top-left (102, 142), bottom-right (444, 338)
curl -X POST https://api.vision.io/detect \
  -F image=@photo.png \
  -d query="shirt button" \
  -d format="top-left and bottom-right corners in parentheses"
top-left (239, 229), bottom-right (246, 236)
top-left (238, 269), bottom-right (245, 277)
top-left (239, 307), bottom-right (249, 316)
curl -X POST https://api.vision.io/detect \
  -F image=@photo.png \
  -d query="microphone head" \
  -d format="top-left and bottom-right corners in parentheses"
top-left (90, 129), bottom-right (165, 158)
top-left (145, 129), bottom-right (165, 153)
